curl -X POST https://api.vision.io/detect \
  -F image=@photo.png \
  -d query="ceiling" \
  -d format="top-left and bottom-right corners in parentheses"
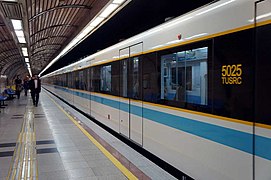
top-left (0, 0), bottom-right (111, 79)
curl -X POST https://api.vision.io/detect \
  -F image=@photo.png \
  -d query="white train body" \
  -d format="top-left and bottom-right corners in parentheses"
top-left (43, 0), bottom-right (271, 179)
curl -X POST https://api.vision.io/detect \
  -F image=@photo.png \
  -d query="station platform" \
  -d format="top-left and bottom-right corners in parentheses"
top-left (0, 89), bottom-right (175, 180)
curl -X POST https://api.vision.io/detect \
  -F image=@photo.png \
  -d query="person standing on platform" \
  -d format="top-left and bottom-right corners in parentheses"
top-left (14, 75), bottom-right (22, 99)
top-left (29, 75), bottom-right (41, 107)
top-left (23, 76), bottom-right (29, 96)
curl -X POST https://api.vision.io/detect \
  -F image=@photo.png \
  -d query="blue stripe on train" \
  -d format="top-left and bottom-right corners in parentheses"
top-left (54, 86), bottom-right (271, 161)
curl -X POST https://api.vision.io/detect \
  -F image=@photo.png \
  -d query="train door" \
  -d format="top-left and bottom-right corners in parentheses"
top-left (255, 1), bottom-right (271, 180)
top-left (119, 43), bottom-right (143, 146)
top-left (129, 43), bottom-right (143, 146)
top-left (119, 48), bottom-right (130, 137)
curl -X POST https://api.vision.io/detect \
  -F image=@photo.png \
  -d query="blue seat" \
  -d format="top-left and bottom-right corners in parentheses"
top-left (4, 88), bottom-right (15, 99)
top-left (0, 95), bottom-right (8, 108)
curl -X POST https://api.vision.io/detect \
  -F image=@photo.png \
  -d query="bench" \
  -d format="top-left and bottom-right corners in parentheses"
top-left (4, 88), bottom-right (16, 99)
top-left (0, 95), bottom-right (8, 109)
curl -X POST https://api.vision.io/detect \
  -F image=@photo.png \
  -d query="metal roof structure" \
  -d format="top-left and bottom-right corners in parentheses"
top-left (0, 0), bottom-right (112, 80)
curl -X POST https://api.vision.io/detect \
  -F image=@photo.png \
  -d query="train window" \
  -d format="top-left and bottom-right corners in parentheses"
top-left (111, 61), bottom-right (120, 96)
top-left (67, 72), bottom-right (73, 88)
top-left (74, 71), bottom-right (79, 89)
top-left (91, 66), bottom-right (101, 92)
top-left (161, 47), bottom-right (208, 105)
top-left (78, 70), bottom-right (87, 90)
top-left (130, 57), bottom-right (141, 99)
top-left (120, 59), bottom-right (128, 97)
top-left (100, 65), bottom-right (111, 92)
top-left (142, 52), bottom-right (160, 103)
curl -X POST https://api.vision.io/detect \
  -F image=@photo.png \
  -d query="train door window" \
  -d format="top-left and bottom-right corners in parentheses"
top-left (100, 64), bottom-right (111, 92)
top-left (90, 68), bottom-right (94, 91)
top-left (74, 71), bottom-right (79, 89)
top-left (129, 57), bottom-right (141, 99)
top-left (83, 69), bottom-right (88, 91)
top-left (161, 46), bottom-right (208, 105)
top-left (64, 73), bottom-right (68, 87)
top-left (120, 59), bottom-right (128, 97)
top-left (67, 72), bottom-right (73, 88)
top-left (78, 70), bottom-right (84, 90)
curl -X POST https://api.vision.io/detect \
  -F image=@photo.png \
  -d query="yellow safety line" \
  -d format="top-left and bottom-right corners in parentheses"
top-left (7, 105), bottom-right (38, 180)
top-left (47, 93), bottom-right (138, 180)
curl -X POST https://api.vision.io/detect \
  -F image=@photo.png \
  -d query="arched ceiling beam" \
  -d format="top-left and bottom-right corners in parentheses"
top-left (0, 39), bottom-right (13, 43)
top-left (31, 35), bottom-right (68, 44)
top-left (32, 44), bottom-right (62, 52)
top-left (30, 24), bottom-right (78, 38)
top-left (1, 60), bottom-right (22, 75)
top-left (0, 48), bottom-right (18, 54)
top-left (29, 5), bottom-right (92, 22)
top-left (3, 61), bottom-right (24, 77)
top-left (9, 65), bottom-right (27, 81)
top-left (0, 55), bottom-right (21, 65)
top-left (30, 49), bottom-right (56, 57)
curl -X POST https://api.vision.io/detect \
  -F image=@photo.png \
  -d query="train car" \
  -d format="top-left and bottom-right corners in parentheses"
top-left (42, 0), bottom-right (271, 179)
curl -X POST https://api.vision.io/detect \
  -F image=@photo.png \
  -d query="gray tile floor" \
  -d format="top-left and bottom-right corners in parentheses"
top-left (0, 91), bottom-right (176, 180)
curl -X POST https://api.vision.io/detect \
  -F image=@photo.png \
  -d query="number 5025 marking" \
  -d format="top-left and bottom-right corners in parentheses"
top-left (221, 64), bottom-right (242, 77)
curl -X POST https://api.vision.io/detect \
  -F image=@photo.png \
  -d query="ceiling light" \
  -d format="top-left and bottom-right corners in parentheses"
top-left (15, 30), bottom-right (24, 36)
top-left (89, 17), bottom-right (105, 27)
top-left (11, 19), bottom-right (23, 30)
top-left (113, 0), bottom-right (125, 4)
top-left (27, 67), bottom-right (32, 77)
top-left (25, 58), bottom-right (29, 63)
top-left (22, 47), bottom-right (28, 56)
top-left (18, 37), bottom-right (26, 43)
top-left (100, 4), bottom-right (119, 18)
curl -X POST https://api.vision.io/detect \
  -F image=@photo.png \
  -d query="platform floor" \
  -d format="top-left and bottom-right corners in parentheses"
top-left (0, 90), bottom-right (175, 180)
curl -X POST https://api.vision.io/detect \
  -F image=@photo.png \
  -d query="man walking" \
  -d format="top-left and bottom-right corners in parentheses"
top-left (29, 75), bottom-right (41, 107)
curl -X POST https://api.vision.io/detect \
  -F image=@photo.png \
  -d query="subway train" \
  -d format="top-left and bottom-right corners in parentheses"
top-left (42, 0), bottom-right (271, 179)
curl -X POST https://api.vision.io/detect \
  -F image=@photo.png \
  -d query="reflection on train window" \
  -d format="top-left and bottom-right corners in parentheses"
top-left (161, 47), bottom-right (208, 105)
top-left (131, 57), bottom-right (140, 99)
top-left (100, 65), bottom-right (111, 92)
top-left (120, 60), bottom-right (128, 97)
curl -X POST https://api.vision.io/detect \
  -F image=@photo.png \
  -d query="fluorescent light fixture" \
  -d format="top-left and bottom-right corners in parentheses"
top-left (2, 0), bottom-right (17, 2)
top-left (113, 0), bottom-right (125, 4)
top-left (28, 67), bottom-right (32, 77)
top-left (100, 4), bottom-right (118, 18)
top-left (22, 47), bottom-right (28, 56)
top-left (18, 37), bottom-right (26, 43)
top-left (11, 19), bottom-right (23, 30)
top-left (89, 17), bottom-right (105, 27)
top-left (185, 33), bottom-right (208, 40)
top-left (25, 58), bottom-right (29, 63)
top-left (26, 63), bottom-right (30, 68)
top-left (15, 30), bottom-right (24, 36)
top-left (196, 0), bottom-right (235, 16)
